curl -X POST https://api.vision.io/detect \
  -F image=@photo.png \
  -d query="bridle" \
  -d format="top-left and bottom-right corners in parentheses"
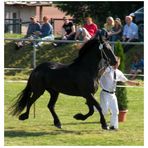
top-left (98, 41), bottom-right (111, 70)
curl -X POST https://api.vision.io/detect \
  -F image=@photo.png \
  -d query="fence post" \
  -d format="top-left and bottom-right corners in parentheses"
top-left (19, 18), bottom-right (22, 34)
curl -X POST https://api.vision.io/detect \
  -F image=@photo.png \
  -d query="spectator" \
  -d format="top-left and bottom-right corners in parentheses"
top-left (33, 16), bottom-right (54, 48)
top-left (122, 16), bottom-right (139, 52)
top-left (62, 16), bottom-right (76, 40)
top-left (75, 17), bottom-right (98, 42)
top-left (52, 16), bottom-right (76, 47)
top-left (108, 18), bottom-right (123, 41)
top-left (15, 16), bottom-right (41, 49)
top-left (130, 53), bottom-right (144, 80)
top-left (104, 16), bottom-right (115, 32)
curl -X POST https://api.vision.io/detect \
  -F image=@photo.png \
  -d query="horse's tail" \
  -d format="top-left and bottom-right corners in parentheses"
top-left (10, 76), bottom-right (32, 116)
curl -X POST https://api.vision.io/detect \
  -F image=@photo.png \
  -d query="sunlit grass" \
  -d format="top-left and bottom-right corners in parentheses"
top-left (4, 81), bottom-right (144, 146)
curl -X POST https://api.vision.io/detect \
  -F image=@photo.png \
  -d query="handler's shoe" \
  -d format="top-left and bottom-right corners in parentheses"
top-left (109, 126), bottom-right (118, 131)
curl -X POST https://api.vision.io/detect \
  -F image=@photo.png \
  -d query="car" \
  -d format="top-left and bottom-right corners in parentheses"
top-left (130, 7), bottom-right (144, 41)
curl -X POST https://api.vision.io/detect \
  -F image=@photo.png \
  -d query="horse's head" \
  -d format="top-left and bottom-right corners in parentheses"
top-left (94, 29), bottom-right (117, 66)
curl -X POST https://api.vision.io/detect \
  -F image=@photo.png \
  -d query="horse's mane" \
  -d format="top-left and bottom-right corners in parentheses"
top-left (74, 39), bottom-right (99, 62)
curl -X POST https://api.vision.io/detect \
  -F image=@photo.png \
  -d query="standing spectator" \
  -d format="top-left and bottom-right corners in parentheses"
top-left (108, 18), bottom-right (123, 41)
top-left (122, 16), bottom-right (139, 52)
top-left (62, 16), bottom-right (76, 40)
top-left (99, 56), bottom-right (139, 130)
top-left (104, 16), bottom-right (115, 32)
top-left (15, 16), bottom-right (41, 49)
top-left (75, 17), bottom-right (98, 42)
top-left (33, 16), bottom-right (54, 48)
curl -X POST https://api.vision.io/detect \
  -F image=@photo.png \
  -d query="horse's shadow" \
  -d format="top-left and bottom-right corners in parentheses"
top-left (5, 121), bottom-right (103, 138)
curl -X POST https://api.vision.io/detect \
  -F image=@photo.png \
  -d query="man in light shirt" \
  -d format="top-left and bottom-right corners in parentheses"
top-left (99, 57), bottom-right (139, 130)
top-left (122, 16), bottom-right (139, 52)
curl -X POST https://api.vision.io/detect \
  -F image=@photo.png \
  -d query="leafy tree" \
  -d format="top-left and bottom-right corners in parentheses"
top-left (55, 1), bottom-right (143, 27)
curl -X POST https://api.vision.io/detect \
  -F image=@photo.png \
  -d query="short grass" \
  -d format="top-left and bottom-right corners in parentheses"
top-left (4, 81), bottom-right (144, 146)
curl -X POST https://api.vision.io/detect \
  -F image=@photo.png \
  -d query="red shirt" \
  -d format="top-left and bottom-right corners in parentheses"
top-left (84, 23), bottom-right (98, 37)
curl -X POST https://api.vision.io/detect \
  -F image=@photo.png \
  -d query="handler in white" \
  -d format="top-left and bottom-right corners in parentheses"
top-left (99, 57), bottom-right (139, 130)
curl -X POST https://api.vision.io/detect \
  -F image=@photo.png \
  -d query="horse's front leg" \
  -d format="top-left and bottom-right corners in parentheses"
top-left (73, 98), bottom-right (94, 120)
top-left (74, 94), bottom-right (108, 130)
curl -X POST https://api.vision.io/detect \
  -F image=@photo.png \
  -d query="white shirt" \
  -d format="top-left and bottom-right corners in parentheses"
top-left (100, 66), bottom-right (128, 92)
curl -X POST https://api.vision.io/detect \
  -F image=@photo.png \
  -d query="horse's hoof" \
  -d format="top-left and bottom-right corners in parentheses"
top-left (19, 113), bottom-right (28, 120)
top-left (54, 120), bottom-right (62, 129)
top-left (54, 123), bottom-right (62, 129)
top-left (55, 124), bottom-right (62, 129)
top-left (73, 113), bottom-right (86, 120)
top-left (102, 125), bottom-right (109, 130)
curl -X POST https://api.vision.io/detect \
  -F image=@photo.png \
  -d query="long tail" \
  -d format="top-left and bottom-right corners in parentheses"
top-left (10, 78), bottom-right (32, 116)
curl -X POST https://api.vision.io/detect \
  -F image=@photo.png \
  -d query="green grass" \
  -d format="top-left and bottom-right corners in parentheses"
top-left (4, 81), bottom-right (144, 146)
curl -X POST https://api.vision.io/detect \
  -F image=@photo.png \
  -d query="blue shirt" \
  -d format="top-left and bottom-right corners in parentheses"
top-left (27, 22), bottom-right (41, 35)
top-left (131, 59), bottom-right (144, 70)
top-left (40, 22), bottom-right (53, 37)
top-left (123, 22), bottom-right (139, 39)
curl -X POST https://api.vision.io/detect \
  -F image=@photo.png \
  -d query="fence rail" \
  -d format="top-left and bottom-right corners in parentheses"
top-left (4, 38), bottom-right (144, 45)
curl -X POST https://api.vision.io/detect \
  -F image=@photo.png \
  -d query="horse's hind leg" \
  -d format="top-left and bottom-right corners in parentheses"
top-left (47, 90), bottom-right (61, 128)
top-left (73, 98), bottom-right (94, 120)
top-left (19, 92), bottom-right (43, 120)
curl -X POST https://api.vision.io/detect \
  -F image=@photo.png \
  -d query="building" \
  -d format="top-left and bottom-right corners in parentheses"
top-left (4, 1), bottom-right (72, 35)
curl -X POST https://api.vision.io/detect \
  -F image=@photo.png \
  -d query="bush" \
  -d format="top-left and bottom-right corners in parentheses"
top-left (114, 41), bottom-right (128, 110)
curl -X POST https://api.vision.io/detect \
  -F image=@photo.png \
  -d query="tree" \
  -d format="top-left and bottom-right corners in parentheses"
top-left (114, 41), bottom-right (128, 110)
top-left (55, 1), bottom-right (143, 27)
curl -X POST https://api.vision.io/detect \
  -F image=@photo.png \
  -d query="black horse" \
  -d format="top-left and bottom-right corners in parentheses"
top-left (11, 30), bottom-right (117, 130)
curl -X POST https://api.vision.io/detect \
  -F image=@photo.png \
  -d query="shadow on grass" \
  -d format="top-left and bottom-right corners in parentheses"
top-left (5, 121), bottom-right (104, 138)
top-left (62, 121), bottom-right (100, 126)
top-left (5, 130), bottom-right (49, 137)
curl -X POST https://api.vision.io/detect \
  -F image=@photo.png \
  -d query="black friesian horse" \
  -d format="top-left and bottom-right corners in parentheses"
top-left (11, 30), bottom-right (117, 130)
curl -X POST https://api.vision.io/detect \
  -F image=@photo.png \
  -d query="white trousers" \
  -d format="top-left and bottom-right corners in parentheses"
top-left (100, 90), bottom-right (119, 129)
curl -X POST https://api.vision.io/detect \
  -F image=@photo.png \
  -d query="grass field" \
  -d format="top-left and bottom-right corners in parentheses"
top-left (4, 81), bottom-right (144, 146)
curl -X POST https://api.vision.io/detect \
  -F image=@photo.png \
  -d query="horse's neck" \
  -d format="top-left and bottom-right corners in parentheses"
top-left (74, 47), bottom-right (101, 73)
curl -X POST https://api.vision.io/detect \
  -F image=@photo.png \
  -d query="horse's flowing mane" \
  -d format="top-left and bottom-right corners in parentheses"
top-left (74, 39), bottom-right (99, 62)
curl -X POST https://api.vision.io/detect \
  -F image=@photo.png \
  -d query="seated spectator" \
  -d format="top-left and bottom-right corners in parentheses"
top-left (52, 16), bottom-right (76, 47)
top-left (130, 53), bottom-right (144, 80)
top-left (104, 16), bottom-right (114, 32)
top-left (75, 17), bottom-right (98, 42)
top-left (62, 16), bottom-right (76, 40)
top-left (108, 18), bottom-right (123, 41)
top-left (33, 16), bottom-right (54, 48)
top-left (122, 16), bottom-right (139, 52)
top-left (15, 16), bottom-right (41, 49)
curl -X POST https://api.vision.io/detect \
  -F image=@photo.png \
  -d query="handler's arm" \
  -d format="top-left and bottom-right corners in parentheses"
top-left (126, 80), bottom-right (140, 86)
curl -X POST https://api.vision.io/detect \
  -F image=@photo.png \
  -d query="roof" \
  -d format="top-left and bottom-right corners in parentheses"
top-left (5, 1), bottom-right (52, 6)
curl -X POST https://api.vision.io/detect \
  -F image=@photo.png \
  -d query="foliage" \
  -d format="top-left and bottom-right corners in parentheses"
top-left (114, 41), bottom-right (128, 110)
top-left (55, 1), bottom-right (143, 27)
